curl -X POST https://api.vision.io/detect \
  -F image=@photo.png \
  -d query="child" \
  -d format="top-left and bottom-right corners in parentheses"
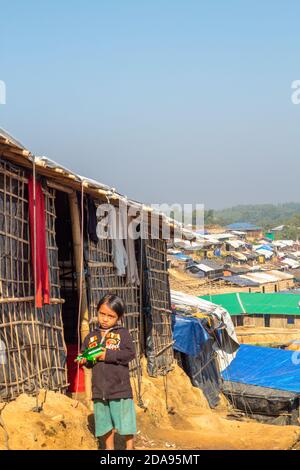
top-left (79, 294), bottom-right (136, 450)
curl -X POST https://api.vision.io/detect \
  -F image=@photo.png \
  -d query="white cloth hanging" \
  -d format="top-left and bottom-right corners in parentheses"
top-left (96, 205), bottom-right (128, 276)
top-left (96, 205), bottom-right (140, 283)
top-left (0, 339), bottom-right (7, 365)
top-left (126, 216), bottom-right (140, 285)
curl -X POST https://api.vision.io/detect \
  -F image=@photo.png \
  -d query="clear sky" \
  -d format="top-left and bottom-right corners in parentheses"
top-left (1, 0), bottom-right (300, 209)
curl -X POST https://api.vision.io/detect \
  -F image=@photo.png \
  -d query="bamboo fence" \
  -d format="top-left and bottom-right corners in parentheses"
top-left (0, 159), bottom-right (68, 401)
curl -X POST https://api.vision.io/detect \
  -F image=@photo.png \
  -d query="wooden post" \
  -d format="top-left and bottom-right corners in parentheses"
top-left (68, 190), bottom-right (92, 407)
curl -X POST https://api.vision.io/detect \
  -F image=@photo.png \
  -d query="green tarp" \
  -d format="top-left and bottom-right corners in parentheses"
top-left (199, 293), bottom-right (300, 316)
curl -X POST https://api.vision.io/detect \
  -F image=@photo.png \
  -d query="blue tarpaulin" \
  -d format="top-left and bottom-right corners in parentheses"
top-left (222, 344), bottom-right (300, 394)
top-left (172, 314), bottom-right (221, 407)
top-left (172, 315), bottom-right (211, 356)
top-left (172, 253), bottom-right (193, 261)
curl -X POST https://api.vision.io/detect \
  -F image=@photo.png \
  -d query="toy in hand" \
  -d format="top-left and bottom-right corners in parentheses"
top-left (76, 344), bottom-right (105, 364)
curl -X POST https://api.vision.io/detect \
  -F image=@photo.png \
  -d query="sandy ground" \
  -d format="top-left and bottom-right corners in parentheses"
top-left (134, 363), bottom-right (300, 451)
top-left (1, 363), bottom-right (299, 450)
top-left (168, 268), bottom-right (256, 296)
top-left (0, 391), bottom-right (97, 450)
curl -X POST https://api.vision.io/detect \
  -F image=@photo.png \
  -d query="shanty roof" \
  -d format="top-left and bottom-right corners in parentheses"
top-left (227, 240), bottom-right (245, 249)
top-left (225, 252), bottom-right (248, 261)
top-left (196, 259), bottom-right (224, 271)
top-left (222, 344), bottom-right (300, 394)
top-left (0, 127), bottom-right (191, 238)
top-left (240, 270), bottom-right (292, 284)
top-left (200, 292), bottom-right (300, 316)
top-left (221, 275), bottom-right (259, 287)
top-left (227, 222), bottom-right (261, 231)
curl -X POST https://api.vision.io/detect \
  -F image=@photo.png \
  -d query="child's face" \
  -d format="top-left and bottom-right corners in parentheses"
top-left (98, 302), bottom-right (119, 329)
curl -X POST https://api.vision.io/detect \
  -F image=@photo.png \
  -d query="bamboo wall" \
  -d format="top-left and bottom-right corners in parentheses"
top-left (142, 229), bottom-right (174, 376)
top-left (0, 159), bottom-right (68, 401)
top-left (0, 158), bottom-right (175, 401)
top-left (86, 216), bottom-right (142, 377)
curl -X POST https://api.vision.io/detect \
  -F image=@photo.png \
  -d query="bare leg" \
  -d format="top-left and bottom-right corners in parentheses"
top-left (103, 429), bottom-right (114, 450)
top-left (125, 435), bottom-right (135, 450)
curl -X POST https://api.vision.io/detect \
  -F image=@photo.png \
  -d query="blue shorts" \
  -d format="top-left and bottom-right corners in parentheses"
top-left (94, 398), bottom-right (137, 437)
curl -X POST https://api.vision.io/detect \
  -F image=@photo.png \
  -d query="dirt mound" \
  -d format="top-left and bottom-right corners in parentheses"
top-left (133, 362), bottom-right (300, 450)
top-left (1, 362), bottom-right (300, 450)
top-left (0, 391), bottom-right (97, 450)
top-left (133, 362), bottom-right (211, 429)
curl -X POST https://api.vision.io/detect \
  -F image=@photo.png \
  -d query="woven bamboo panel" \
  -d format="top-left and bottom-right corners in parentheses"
top-left (0, 159), bottom-right (67, 401)
top-left (87, 206), bottom-right (142, 377)
top-left (142, 227), bottom-right (174, 376)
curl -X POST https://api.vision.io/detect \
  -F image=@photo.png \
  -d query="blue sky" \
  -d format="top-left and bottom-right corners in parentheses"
top-left (1, 0), bottom-right (300, 208)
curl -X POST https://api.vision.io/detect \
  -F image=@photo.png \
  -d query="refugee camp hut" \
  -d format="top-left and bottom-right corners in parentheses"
top-left (0, 128), bottom-right (177, 401)
top-left (186, 259), bottom-right (224, 280)
top-left (225, 239), bottom-right (245, 252)
top-left (227, 223), bottom-right (263, 241)
top-left (240, 270), bottom-right (294, 293)
top-left (223, 251), bottom-right (248, 265)
top-left (222, 344), bottom-right (300, 425)
top-left (200, 293), bottom-right (300, 329)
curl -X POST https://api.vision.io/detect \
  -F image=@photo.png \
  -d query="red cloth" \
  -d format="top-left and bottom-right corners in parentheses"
top-left (28, 176), bottom-right (50, 308)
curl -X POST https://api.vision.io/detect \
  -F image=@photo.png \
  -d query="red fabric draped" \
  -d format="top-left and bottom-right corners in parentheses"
top-left (28, 176), bottom-right (50, 308)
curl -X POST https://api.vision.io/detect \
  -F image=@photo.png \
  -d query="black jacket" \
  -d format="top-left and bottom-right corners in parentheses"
top-left (81, 326), bottom-right (135, 401)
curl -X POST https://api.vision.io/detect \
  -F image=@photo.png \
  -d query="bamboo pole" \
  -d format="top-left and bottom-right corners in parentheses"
top-left (68, 190), bottom-right (92, 404)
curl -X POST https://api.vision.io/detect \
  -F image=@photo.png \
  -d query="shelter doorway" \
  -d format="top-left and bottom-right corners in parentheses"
top-left (54, 191), bottom-right (81, 392)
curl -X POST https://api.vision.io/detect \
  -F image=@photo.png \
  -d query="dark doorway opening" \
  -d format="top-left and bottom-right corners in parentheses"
top-left (55, 191), bottom-right (78, 345)
top-left (55, 191), bottom-right (83, 393)
top-left (55, 191), bottom-right (79, 344)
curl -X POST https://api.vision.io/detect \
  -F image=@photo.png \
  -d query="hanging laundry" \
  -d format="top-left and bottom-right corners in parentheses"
top-left (28, 176), bottom-right (50, 308)
top-left (96, 205), bottom-right (128, 276)
top-left (87, 195), bottom-right (98, 244)
top-left (126, 216), bottom-right (140, 285)
top-left (0, 339), bottom-right (7, 365)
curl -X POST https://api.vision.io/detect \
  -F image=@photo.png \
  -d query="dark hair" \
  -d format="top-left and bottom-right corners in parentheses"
top-left (97, 294), bottom-right (125, 318)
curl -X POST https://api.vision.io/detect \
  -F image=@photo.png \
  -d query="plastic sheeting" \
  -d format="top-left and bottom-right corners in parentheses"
top-left (171, 291), bottom-right (240, 408)
top-left (222, 344), bottom-right (300, 393)
top-left (172, 314), bottom-right (221, 407)
top-left (172, 315), bottom-right (211, 356)
top-left (222, 381), bottom-right (300, 425)
top-left (172, 291), bottom-right (239, 371)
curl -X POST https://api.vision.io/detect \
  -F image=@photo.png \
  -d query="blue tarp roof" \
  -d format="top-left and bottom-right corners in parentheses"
top-left (172, 253), bottom-right (193, 261)
top-left (227, 222), bottom-right (261, 231)
top-left (255, 244), bottom-right (273, 251)
top-left (222, 344), bottom-right (300, 394)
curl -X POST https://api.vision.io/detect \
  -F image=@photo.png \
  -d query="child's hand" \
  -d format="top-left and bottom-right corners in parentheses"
top-left (95, 350), bottom-right (106, 362)
top-left (76, 357), bottom-right (87, 366)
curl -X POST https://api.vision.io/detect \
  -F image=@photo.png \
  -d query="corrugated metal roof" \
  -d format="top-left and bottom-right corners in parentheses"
top-left (241, 272), bottom-right (279, 283)
top-left (0, 127), bottom-right (27, 150)
top-left (221, 276), bottom-right (259, 287)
